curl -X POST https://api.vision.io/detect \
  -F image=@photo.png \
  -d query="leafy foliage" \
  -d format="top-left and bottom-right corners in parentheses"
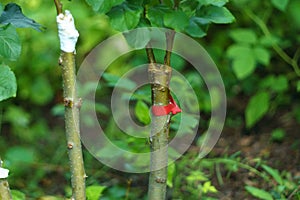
top-left (0, 0), bottom-right (299, 199)
top-left (86, 185), bottom-right (106, 200)
top-left (0, 25), bottom-right (21, 61)
top-left (271, 0), bottom-right (289, 11)
top-left (245, 186), bottom-right (273, 200)
top-left (86, 0), bottom-right (234, 36)
top-left (0, 3), bottom-right (44, 31)
top-left (226, 29), bottom-right (270, 79)
top-left (0, 64), bottom-right (17, 101)
top-left (245, 91), bottom-right (269, 128)
top-left (85, 0), bottom-right (125, 13)
top-left (107, 2), bottom-right (143, 31)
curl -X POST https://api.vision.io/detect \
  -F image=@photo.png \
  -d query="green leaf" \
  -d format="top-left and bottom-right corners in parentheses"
top-left (164, 10), bottom-right (189, 32)
top-left (0, 3), bottom-right (3, 16)
top-left (254, 47), bottom-right (271, 66)
top-left (187, 171), bottom-right (208, 182)
top-left (185, 17), bottom-right (208, 38)
top-left (167, 162), bottom-right (175, 188)
top-left (259, 35), bottom-right (280, 47)
top-left (108, 3), bottom-right (143, 31)
top-left (5, 146), bottom-right (36, 164)
top-left (297, 81), bottom-right (300, 92)
top-left (229, 29), bottom-right (257, 44)
top-left (227, 45), bottom-right (256, 79)
top-left (86, 185), bottom-right (106, 200)
top-left (261, 164), bottom-right (283, 185)
top-left (271, 0), bottom-right (289, 11)
top-left (245, 92), bottom-right (270, 128)
top-left (245, 186), bottom-right (273, 200)
top-left (0, 64), bottom-right (17, 101)
top-left (135, 100), bottom-right (151, 124)
top-left (202, 181), bottom-right (218, 193)
top-left (163, 0), bottom-right (175, 7)
top-left (0, 3), bottom-right (44, 31)
top-left (147, 5), bottom-right (170, 27)
top-left (11, 190), bottom-right (26, 200)
top-left (226, 44), bottom-right (250, 58)
top-left (123, 28), bottom-right (151, 49)
top-left (85, 0), bottom-right (124, 13)
top-left (198, 6), bottom-right (235, 24)
top-left (0, 25), bottom-right (21, 60)
top-left (200, 0), bottom-right (229, 7)
top-left (271, 129), bottom-right (285, 143)
top-left (233, 55), bottom-right (256, 79)
top-left (260, 75), bottom-right (288, 92)
top-left (272, 75), bottom-right (288, 92)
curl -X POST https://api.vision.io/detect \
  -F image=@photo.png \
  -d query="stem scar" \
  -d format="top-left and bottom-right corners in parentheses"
top-left (155, 177), bottom-right (166, 183)
top-left (64, 98), bottom-right (73, 107)
top-left (68, 142), bottom-right (74, 149)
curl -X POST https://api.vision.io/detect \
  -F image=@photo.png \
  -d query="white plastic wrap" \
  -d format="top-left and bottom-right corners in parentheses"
top-left (0, 167), bottom-right (9, 179)
top-left (56, 10), bottom-right (79, 53)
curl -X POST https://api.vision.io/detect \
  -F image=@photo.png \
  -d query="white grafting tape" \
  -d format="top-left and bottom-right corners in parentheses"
top-left (0, 167), bottom-right (9, 179)
top-left (56, 10), bottom-right (79, 53)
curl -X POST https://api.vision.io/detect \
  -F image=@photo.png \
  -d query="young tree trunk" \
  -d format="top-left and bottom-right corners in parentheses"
top-left (0, 159), bottom-right (12, 200)
top-left (147, 31), bottom-right (175, 200)
top-left (60, 52), bottom-right (86, 200)
top-left (54, 1), bottom-right (86, 199)
top-left (148, 63), bottom-right (171, 200)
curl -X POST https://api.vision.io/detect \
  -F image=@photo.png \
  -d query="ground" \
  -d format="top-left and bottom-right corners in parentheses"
top-left (211, 108), bottom-right (300, 199)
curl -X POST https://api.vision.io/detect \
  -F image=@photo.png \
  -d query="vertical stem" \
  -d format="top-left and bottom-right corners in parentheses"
top-left (0, 159), bottom-right (12, 200)
top-left (54, 1), bottom-right (86, 198)
top-left (54, 0), bottom-right (63, 14)
top-left (148, 63), bottom-right (171, 200)
top-left (60, 52), bottom-right (86, 200)
top-left (164, 31), bottom-right (175, 66)
top-left (147, 31), bottom-right (175, 200)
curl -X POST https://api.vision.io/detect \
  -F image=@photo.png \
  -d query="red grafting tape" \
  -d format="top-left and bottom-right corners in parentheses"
top-left (152, 95), bottom-right (182, 116)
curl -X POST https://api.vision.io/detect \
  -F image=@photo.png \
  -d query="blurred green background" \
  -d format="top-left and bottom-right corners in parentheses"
top-left (0, 0), bottom-right (300, 199)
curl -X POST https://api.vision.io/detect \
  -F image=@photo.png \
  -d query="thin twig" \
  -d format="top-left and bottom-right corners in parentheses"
top-left (164, 30), bottom-right (175, 66)
top-left (54, 0), bottom-right (63, 15)
top-left (124, 178), bottom-right (132, 200)
top-left (245, 9), bottom-right (300, 77)
top-left (146, 44), bottom-right (156, 64)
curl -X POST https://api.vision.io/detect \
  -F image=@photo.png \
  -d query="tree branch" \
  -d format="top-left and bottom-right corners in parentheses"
top-left (146, 44), bottom-right (156, 64)
top-left (245, 9), bottom-right (300, 77)
top-left (164, 30), bottom-right (176, 66)
top-left (54, 0), bottom-right (63, 15)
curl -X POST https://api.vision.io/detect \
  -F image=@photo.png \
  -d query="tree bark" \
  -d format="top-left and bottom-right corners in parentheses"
top-left (59, 52), bottom-right (86, 200)
top-left (147, 30), bottom-right (175, 200)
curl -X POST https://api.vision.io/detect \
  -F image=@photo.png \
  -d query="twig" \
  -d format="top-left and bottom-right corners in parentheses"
top-left (54, 5), bottom-right (86, 199)
top-left (54, 0), bottom-right (63, 15)
top-left (164, 30), bottom-right (175, 66)
top-left (245, 9), bottom-right (300, 77)
top-left (124, 178), bottom-right (132, 200)
top-left (146, 44), bottom-right (156, 64)
top-left (60, 52), bottom-right (86, 200)
top-left (147, 30), bottom-right (176, 200)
